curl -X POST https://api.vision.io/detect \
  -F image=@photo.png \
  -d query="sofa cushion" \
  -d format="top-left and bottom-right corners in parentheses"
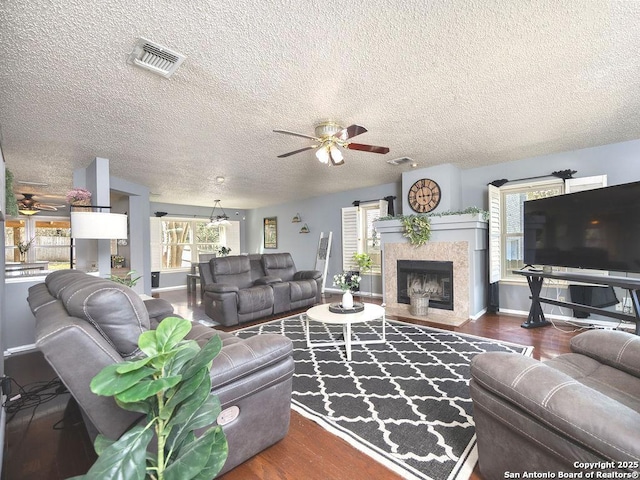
top-left (262, 253), bottom-right (297, 282)
top-left (237, 285), bottom-right (273, 314)
top-left (45, 269), bottom-right (96, 297)
top-left (289, 279), bottom-right (316, 302)
top-left (211, 256), bottom-right (254, 289)
top-left (60, 280), bottom-right (150, 358)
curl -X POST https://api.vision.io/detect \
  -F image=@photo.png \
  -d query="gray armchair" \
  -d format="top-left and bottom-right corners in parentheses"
top-left (469, 329), bottom-right (640, 477)
top-left (28, 270), bottom-right (294, 477)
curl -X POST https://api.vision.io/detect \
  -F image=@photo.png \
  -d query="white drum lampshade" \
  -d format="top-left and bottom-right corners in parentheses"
top-left (71, 212), bottom-right (128, 239)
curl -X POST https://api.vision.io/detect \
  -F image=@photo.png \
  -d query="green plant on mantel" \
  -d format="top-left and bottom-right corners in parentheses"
top-left (72, 316), bottom-right (228, 480)
top-left (377, 206), bottom-right (489, 247)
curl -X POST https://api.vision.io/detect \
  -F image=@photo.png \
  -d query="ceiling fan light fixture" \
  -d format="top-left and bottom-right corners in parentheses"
top-left (315, 147), bottom-right (330, 164)
top-left (18, 208), bottom-right (39, 216)
top-left (329, 144), bottom-right (344, 165)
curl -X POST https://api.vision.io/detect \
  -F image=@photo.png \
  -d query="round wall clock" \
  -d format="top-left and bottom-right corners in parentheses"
top-left (408, 178), bottom-right (441, 213)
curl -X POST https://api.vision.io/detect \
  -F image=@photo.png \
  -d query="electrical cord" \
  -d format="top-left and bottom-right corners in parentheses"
top-left (3, 376), bottom-right (68, 423)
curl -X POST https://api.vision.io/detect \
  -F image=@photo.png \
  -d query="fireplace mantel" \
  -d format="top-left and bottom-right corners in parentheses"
top-left (374, 213), bottom-right (488, 321)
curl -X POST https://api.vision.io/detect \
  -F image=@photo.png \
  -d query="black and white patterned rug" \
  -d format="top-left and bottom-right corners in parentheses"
top-left (234, 315), bottom-right (533, 480)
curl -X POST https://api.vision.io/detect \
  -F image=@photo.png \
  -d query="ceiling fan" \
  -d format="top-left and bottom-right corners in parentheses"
top-left (274, 121), bottom-right (390, 166)
top-left (17, 193), bottom-right (65, 216)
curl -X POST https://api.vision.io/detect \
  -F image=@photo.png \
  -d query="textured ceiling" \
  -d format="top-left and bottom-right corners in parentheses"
top-left (1, 1), bottom-right (640, 209)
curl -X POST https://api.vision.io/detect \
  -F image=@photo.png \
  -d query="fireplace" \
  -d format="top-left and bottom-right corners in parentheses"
top-left (397, 260), bottom-right (454, 311)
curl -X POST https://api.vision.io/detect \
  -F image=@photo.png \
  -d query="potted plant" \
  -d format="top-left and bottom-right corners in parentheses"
top-left (217, 246), bottom-right (231, 257)
top-left (109, 270), bottom-right (142, 287)
top-left (17, 237), bottom-right (35, 262)
top-left (72, 316), bottom-right (228, 480)
top-left (333, 272), bottom-right (361, 309)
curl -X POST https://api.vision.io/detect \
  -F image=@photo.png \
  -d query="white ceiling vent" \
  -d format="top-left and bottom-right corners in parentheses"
top-left (387, 156), bottom-right (414, 166)
top-left (127, 38), bottom-right (185, 78)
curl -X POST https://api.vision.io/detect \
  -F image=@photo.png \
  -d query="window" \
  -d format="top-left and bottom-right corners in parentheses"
top-left (489, 175), bottom-right (607, 282)
top-left (33, 217), bottom-right (72, 269)
top-left (341, 200), bottom-right (387, 274)
top-left (150, 217), bottom-right (240, 271)
top-left (5, 216), bottom-right (72, 270)
top-left (489, 180), bottom-right (564, 281)
top-left (5, 218), bottom-right (26, 263)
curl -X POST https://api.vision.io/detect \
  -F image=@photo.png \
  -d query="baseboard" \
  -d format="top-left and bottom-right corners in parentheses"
top-left (4, 343), bottom-right (37, 357)
top-left (469, 308), bottom-right (487, 321)
top-left (151, 285), bottom-right (186, 293)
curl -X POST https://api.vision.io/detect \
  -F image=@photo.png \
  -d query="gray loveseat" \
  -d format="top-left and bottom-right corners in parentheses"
top-left (469, 329), bottom-right (640, 477)
top-left (199, 253), bottom-right (322, 326)
top-left (27, 269), bottom-right (294, 477)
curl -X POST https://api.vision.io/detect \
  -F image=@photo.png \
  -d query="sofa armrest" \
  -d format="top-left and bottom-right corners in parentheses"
top-left (209, 334), bottom-right (293, 388)
top-left (254, 275), bottom-right (282, 286)
top-left (204, 283), bottom-right (239, 294)
top-left (143, 298), bottom-right (174, 319)
top-left (294, 270), bottom-right (322, 281)
top-left (570, 330), bottom-right (640, 378)
top-left (471, 352), bottom-right (640, 461)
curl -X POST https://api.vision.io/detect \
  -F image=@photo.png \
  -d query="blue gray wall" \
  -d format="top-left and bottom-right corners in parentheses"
top-left (246, 182), bottom-right (402, 293)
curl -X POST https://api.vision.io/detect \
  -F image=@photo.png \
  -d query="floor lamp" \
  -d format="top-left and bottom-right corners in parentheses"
top-left (70, 206), bottom-right (128, 268)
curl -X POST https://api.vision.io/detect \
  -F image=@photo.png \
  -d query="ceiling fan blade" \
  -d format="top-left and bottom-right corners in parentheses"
top-left (273, 129), bottom-right (320, 141)
top-left (277, 146), bottom-right (318, 158)
top-left (347, 143), bottom-right (390, 154)
top-left (336, 124), bottom-right (368, 140)
top-left (36, 204), bottom-right (58, 211)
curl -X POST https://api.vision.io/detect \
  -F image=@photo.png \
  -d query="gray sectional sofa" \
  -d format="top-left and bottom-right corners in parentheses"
top-left (199, 253), bottom-right (322, 326)
top-left (27, 269), bottom-right (295, 477)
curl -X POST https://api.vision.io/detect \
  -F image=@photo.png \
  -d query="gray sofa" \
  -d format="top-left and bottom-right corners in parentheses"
top-left (27, 269), bottom-right (294, 477)
top-left (469, 329), bottom-right (640, 477)
top-left (199, 253), bottom-right (322, 326)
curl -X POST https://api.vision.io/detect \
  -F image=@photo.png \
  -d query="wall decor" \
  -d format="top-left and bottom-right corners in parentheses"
top-left (299, 223), bottom-right (310, 234)
top-left (292, 213), bottom-right (301, 223)
top-left (264, 216), bottom-right (277, 249)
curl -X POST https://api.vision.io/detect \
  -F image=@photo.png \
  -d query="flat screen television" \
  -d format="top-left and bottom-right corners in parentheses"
top-left (523, 180), bottom-right (640, 273)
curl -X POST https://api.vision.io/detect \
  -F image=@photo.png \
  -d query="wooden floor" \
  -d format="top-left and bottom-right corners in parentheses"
top-left (2, 289), bottom-right (583, 480)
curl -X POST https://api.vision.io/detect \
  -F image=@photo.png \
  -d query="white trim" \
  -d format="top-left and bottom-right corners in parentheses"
top-left (4, 343), bottom-right (37, 357)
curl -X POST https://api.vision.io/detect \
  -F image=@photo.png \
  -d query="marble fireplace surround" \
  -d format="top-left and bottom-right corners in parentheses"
top-left (375, 214), bottom-right (488, 325)
top-left (384, 241), bottom-right (470, 321)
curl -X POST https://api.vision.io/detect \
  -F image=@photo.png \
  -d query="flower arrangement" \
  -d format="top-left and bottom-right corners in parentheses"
top-left (218, 246), bottom-right (232, 257)
top-left (333, 272), bottom-right (361, 292)
top-left (66, 188), bottom-right (92, 204)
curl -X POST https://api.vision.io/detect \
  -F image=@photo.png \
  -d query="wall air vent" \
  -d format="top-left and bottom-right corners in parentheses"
top-left (127, 38), bottom-right (186, 78)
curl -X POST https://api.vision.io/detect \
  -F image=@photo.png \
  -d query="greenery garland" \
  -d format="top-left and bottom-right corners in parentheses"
top-left (377, 206), bottom-right (489, 247)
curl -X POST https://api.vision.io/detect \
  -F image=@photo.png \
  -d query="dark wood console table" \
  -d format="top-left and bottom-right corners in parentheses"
top-left (513, 270), bottom-right (640, 335)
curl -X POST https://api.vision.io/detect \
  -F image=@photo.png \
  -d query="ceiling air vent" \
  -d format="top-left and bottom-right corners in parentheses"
top-left (387, 157), bottom-right (415, 166)
top-left (127, 38), bottom-right (185, 78)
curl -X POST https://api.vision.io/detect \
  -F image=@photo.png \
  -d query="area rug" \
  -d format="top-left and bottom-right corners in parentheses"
top-left (234, 315), bottom-right (533, 480)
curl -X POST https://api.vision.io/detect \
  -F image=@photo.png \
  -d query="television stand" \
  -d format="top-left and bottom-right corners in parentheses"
top-left (513, 270), bottom-right (640, 335)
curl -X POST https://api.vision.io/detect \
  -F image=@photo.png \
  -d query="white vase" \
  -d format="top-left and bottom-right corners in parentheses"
top-left (342, 291), bottom-right (354, 309)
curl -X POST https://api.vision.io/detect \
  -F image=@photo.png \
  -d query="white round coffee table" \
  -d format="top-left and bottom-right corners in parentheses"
top-left (304, 303), bottom-right (386, 361)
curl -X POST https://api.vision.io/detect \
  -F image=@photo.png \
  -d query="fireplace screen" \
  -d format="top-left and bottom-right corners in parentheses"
top-left (397, 260), bottom-right (454, 311)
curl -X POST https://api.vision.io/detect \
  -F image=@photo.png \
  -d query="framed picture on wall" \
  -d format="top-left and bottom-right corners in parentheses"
top-left (264, 217), bottom-right (277, 249)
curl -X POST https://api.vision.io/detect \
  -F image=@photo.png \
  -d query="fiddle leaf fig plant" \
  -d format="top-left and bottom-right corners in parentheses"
top-left (73, 316), bottom-right (228, 480)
